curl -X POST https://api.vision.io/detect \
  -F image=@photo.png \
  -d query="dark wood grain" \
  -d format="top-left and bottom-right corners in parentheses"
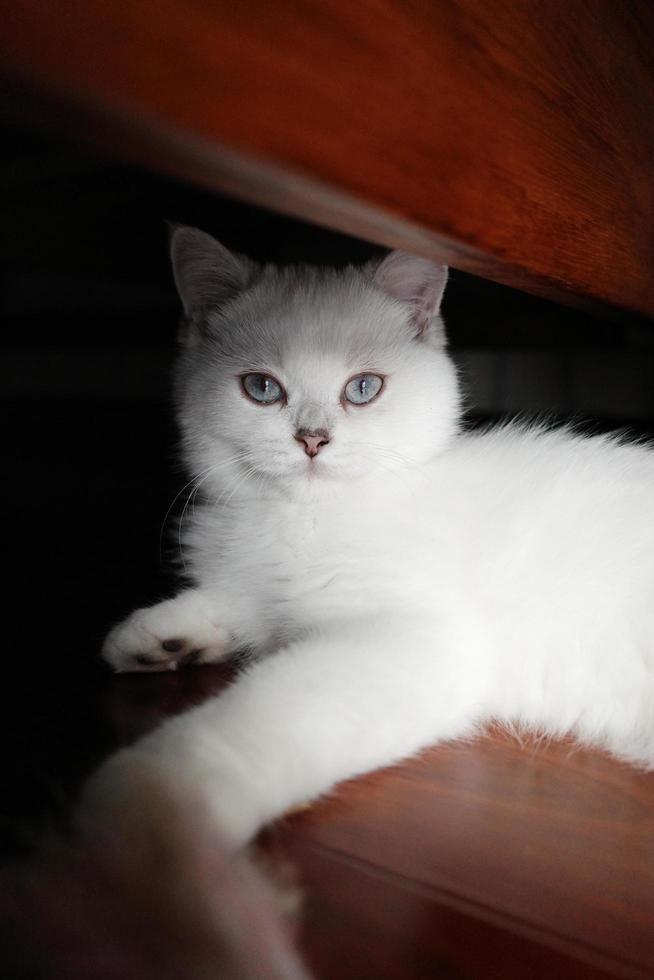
top-left (275, 730), bottom-right (654, 978)
top-left (286, 840), bottom-right (627, 979)
top-left (2, 1), bottom-right (654, 317)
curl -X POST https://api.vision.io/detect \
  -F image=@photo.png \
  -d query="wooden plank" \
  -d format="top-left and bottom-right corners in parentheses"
top-left (283, 840), bottom-right (630, 979)
top-left (1, 1), bottom-right (654, 317)
top-left (93, 666), bottom-right (654, 977)
top-left (279, 732), bottom-right (654, 978)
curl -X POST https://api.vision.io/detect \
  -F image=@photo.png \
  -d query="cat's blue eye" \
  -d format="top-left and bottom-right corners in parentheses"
top-left (343, 373), bottom-right (384, 405)
top-left (241, 373), bottom-right (285, 405)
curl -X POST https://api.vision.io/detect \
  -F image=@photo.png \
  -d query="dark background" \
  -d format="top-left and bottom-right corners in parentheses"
top-left (3, 119), bottom-right (654, 852)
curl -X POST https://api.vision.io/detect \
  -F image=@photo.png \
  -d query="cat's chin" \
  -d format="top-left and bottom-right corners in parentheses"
top-left (304, 459), bottom-right (328, 480)
top-left (285, 456), bottom-right (342, 488)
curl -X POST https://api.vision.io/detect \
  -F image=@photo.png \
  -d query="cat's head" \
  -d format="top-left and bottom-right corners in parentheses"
top-left (171, 226), bottom-right (460, 495)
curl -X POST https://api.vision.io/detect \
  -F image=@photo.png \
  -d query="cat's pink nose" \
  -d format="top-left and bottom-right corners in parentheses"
top-left (295, 428), bottom-right (330, 458)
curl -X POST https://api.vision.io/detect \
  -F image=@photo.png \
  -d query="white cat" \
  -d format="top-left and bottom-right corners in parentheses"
top-left (93, 226), bottom-right (654, 849)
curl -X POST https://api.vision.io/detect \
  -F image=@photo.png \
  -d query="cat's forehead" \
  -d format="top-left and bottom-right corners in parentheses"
top-left (216, 267), bottom-right (410, 368)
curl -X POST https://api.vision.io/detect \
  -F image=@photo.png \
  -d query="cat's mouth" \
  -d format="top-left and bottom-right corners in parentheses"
top-left (301, 455), bottom-right (332, 481)
top-left (305, 458), bottom-right (323, 479)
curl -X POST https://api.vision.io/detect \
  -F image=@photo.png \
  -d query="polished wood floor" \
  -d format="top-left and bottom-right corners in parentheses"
top-left (49, 664), bottom-right (654, 980)
top-left (283, 733), bottom-right (654, 979)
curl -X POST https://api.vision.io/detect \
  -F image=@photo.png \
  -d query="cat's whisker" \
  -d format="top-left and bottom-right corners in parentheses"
top-left (368, 454), bottom-right (413, 489)
top-left (178, 472), bottom-right (220, 571)
top-left (219, 463), bottom-right (262, 510)
top-left (357, 442), bottom-right (428, 473)
top-left (159, 463), bottom-right (221, 561)
top-left (201, 458), bottom-right (258, 517)
top-left (162, 453), bottom-right (249, 540)
top-left (176, 452), bottom-right (254, 568)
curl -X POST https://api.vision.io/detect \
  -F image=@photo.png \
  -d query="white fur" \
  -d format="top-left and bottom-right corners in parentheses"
top-left (95, 232), bottom-right (654, 849)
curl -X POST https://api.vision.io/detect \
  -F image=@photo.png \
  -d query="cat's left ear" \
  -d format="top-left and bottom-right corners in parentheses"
top-left (169, 224), bottom-right (257, 323)
top-left (371, 251), bottom-right (448, 338)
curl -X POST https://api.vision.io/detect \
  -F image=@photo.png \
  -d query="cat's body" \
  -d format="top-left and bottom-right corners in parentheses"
top-left (94, 229), bottom-right (654, 853)
top-left (188, 421), bottom-right (654, 702)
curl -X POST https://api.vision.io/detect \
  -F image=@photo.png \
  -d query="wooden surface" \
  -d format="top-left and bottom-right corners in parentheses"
top-left (97, 667), bottom-right (654, 979)
top-left (281, 735), bottom-right (654, 979)
top-left (2, 1), bottom-right (654, 317)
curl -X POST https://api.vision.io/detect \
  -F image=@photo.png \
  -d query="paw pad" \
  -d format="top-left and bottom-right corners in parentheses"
top-left (162, 639), bottom-right (184, 653)
top-left (132, 640), bottom-right (204, 672)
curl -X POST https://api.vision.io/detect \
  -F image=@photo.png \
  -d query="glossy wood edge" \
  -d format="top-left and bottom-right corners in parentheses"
top-left (0, 71), bottom-right (646, 326)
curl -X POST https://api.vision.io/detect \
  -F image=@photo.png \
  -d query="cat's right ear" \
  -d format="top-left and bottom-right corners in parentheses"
top-left (369, 250), bottom-right (448, 339)
top-left (169, 225), bottom-right (256, 323)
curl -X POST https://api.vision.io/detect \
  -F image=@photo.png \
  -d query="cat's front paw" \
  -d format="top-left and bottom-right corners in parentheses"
top-left (102, 593), bottom-right (229, 673)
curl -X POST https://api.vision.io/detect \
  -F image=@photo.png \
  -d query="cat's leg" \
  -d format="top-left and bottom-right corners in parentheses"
top-left (102, 588), bottom-right (231, 673)
top-left (84, 613), bottom-right (490, 847)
